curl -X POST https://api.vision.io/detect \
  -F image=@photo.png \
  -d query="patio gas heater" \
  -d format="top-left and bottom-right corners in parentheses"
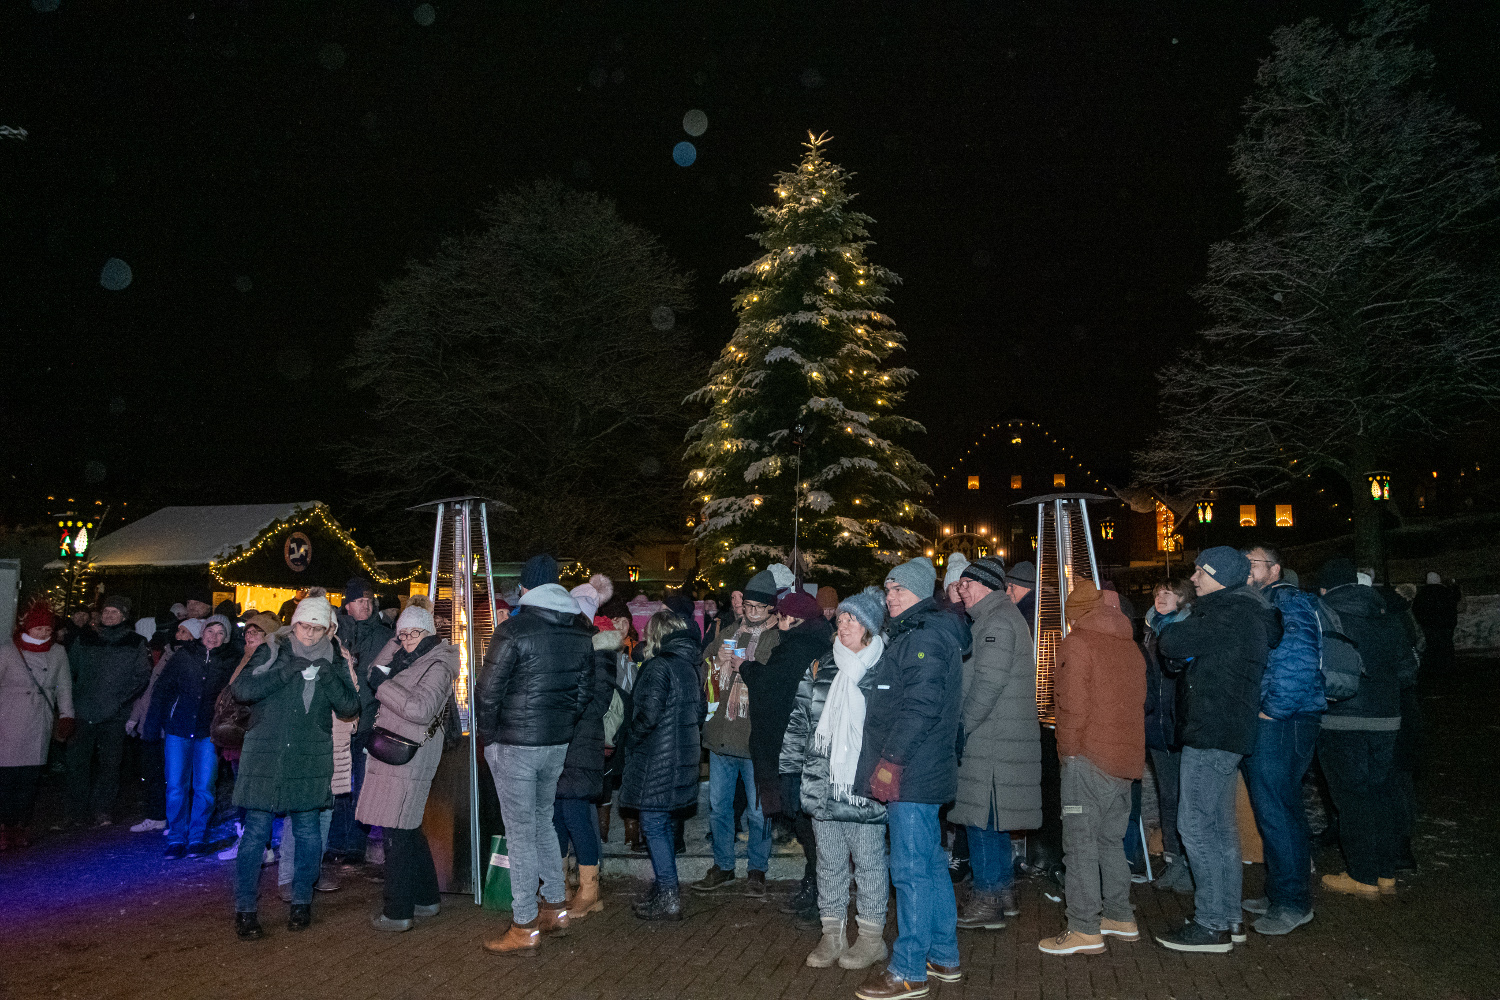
top-left (409, 496), bottom-right (510, 902)
top-left (1021, 492), bottom-right (1107, 726)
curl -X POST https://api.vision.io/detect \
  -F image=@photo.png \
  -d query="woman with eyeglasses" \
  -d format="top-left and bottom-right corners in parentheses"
top-left (356, 596), bottom-right (459, 932)
top-left (229, 590), bottom-right (359, 940)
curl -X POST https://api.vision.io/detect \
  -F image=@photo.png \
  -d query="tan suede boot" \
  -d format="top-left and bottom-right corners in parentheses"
top-left (537, 899), bottom-right (571, 936)
top-left (805, 917), bottom-right (848, 968)
top-left (838, 916), bottom-right (889, 969)
top-left (572, 864), bottom-right (604, 918)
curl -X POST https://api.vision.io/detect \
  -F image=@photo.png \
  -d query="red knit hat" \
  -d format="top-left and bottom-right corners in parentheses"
top-left (594, 614), bottom-right (618, 632)
top-left (20, 601), bottom-right (53, 633)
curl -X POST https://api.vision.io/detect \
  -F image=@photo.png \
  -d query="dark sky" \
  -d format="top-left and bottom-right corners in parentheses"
top-left (4, 1), bottom-right (1497, 546)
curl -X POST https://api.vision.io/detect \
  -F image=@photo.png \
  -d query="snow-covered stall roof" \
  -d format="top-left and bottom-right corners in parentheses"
top-left (80, 502), bottom-right (321, 568)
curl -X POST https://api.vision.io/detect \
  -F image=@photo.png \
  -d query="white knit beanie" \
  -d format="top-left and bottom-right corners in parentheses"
top-left (291, 589), bottom-right (336, 630)
top-left (570, 583), bottom-right (600, 622)
top-left (135, 617), bottom-right (157, 641)
top-left (942, 553), bottom-right (970, 589)
top-left (396, 595), bottom-right (436, 635)
top-left (179, 617), bottom-right (206, 640)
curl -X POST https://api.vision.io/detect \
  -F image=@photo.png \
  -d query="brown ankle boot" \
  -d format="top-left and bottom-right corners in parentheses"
top-left (537, 899), bottom-right (571, 936)
top-left (572, 864), bottom-right (604, 919)
top-left (482, 918), bottom-right (540, 955)
top-left (622, 816), bottom-right (642, 852)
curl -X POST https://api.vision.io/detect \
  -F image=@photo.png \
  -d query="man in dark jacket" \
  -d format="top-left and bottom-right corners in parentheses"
top-left (1316, 558), bottom-right (1416, 899)
top-left (1411, 571), bottom-right (1459, 671)
top-left (1154, 547), bottom-right (1279, 954)
top-left (330, 576), bottom-right (394, 863)
top-left (1240, 546), bottom-right (1324, 936)
top-left (853, 557), bottom-right (971, 1000)
top-left (65, 595), bottom-right (151, 826)
top-left (475, 555), bottom-right (594, 950)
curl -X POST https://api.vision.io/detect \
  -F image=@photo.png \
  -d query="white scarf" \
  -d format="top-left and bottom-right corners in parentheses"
top-left (814, 635), bottom-right (885, 802)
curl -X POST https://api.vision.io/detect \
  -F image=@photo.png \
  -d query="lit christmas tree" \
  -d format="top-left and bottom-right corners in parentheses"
top-left (686, 133), bottom-right (933, 588)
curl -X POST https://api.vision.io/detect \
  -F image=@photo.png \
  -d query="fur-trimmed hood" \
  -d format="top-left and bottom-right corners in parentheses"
top-left (592, 629), bottom-right (624, 652)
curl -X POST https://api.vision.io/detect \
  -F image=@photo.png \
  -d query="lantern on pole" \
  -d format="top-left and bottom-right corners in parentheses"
top-left (1367, 471), bottom-right (1392, 501)
top-left (1018, 492), bottom-right (1108, 727)
top-left (408, 496), bottom-right (511, 901)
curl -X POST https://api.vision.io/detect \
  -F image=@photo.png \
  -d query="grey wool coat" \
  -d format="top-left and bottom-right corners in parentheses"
top-left (356, 638), bottom-right (459, 830)
top-left (949, 589), bottom-right (1043, 832)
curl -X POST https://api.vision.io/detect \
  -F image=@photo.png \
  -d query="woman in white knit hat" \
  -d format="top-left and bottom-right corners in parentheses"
top-left (356, 595), bottom-right (460, 932)
top-left (229, 589), bottom-right (359, 940)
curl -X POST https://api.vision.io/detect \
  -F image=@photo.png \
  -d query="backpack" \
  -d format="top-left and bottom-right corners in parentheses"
top-left (1314, 600), bottom-right (1363, 701)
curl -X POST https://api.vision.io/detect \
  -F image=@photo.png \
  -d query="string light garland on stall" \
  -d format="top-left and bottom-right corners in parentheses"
top-left (209, 504), bottom-right (424, 588)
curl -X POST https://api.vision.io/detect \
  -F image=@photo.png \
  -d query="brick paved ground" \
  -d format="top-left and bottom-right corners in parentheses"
top-left (3, 658), bottom-right (1498, 1000)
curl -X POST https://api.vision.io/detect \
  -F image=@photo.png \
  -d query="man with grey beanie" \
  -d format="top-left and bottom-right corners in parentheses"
top-left (853, 557), bottom-right (971, 999)
top-left (1154, 546), bottom-right (1281, 954)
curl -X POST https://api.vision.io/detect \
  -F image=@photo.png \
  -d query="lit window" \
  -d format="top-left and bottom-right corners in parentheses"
top-left (1239, 505), bottom-right (1257, 528)
top-left (1053, 473), bottom-right (1066, 487)
top-left (967, 476), bottom-right (980, 490)
top-left (1196, 502), bottom-right (1213, 524)
top-left (1156, 501), bottom-right (1178, 552)
top-left (1275, 504), bottom-right (1294, 528)
top-left (1010, 475), bottom-right (1022, 489)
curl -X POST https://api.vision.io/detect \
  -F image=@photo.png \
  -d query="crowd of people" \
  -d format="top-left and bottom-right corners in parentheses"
top-left (0, 544), bottom-right (1457, 1000)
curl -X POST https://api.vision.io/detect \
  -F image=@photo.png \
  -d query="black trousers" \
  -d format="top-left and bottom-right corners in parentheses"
top-left (0, 765), bottom-right (43, 825)
top-left (382, 826), bottom-right (441, 921)
top-left (137, 738), bottom-right (167, 822)
top-left (781, 773), bottom-right (817, 884)
top-left (1318, 729), bottom-right (1399, 885)
top-left (66, 714), bottom-right (128, 821)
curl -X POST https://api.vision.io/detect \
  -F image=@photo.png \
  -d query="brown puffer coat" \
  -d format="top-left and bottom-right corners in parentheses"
top-left (1055, 607), bottom-right (1146, 781)
top-left (355, 637), bottom-right (460, 830)
top-left (949, 590), bottom-right (1043, 832)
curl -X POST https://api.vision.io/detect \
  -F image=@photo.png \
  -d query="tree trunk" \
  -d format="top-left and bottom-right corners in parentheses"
top-left (1348, 472), bottom-right (1385, 572)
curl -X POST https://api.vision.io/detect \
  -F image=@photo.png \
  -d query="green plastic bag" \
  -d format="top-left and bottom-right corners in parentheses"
top-left (481, 834), bottom-right (513, 911)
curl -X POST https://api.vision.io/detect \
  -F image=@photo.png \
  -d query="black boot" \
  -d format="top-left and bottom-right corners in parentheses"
top-left (635, 887), bottom-right (684, 921)
top-left (1396, 836), bottom-right (1419, 873)
top-left (780, 873), bottom-right (817, 914)
top-left (287, 903), bottom-right (312, 932)
top-left (234, 911), bottom-right (264, 940)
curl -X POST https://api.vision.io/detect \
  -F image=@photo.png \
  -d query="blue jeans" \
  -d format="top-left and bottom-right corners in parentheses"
top-left (887, 802), bottom-right (960, 981)
top-left (278, 807), bottom-right (333, 885)
top-left (1178, 747), bottom-right (1243, 932)
top-left (966, 823), bottom-right (1014, 894)
top-left (640, 809), bottom-right (678, 891)
top-left (328, 747), bottom-right (370, 856)
top-left (485, 742), bottom-right (568, 925)
top-left (708, 752), bottom-right (770, 873)
top-left (238, 808), bottom-right (320, 910)
top-left (1242, 714), bottom-right (1319, 913)
top-left (163, 735), bottom-right (218, 847)
top-left (553, 797), bottom-right (601, 866)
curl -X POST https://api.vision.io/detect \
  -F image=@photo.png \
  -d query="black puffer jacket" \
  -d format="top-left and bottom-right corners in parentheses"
top-left (854, 597), bottom-right (972, 804)
top-left (1321, 584), bottom-right (1416, 730)
top-left (1157, 584), bottom-right (1282, 756)
top-left (341, 610), bottom-right (395, 749)
top-left (144, 640), bottom-right (237, 740)
top-left (619, 629), bottom-right (705, 812)
top-left (475, 586), bottom-right (594, 747)
top-left (779, 645), bottom-right (887, 824)
top-left (555, 633), bottom-right (622, 801)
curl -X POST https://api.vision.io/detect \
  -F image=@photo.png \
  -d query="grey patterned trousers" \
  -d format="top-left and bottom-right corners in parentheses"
top-left (814, 818), bottom-right (889, 923)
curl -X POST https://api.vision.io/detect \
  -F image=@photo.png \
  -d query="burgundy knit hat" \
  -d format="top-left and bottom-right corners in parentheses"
top-left (776, 591), bottom-right (822, 622)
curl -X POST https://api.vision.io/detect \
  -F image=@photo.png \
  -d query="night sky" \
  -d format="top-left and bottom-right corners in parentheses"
top-left (5, 1), bottom-right (1497, 549)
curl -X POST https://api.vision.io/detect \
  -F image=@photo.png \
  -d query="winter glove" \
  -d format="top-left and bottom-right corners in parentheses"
top-left (868, 758), bottom-right (903, 803)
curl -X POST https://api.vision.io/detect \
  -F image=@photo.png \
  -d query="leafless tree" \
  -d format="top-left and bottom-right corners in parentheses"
top-left (342, 180), bottom-right (702, 565)
top-left (1136, 1), bottom-right (1500, 564)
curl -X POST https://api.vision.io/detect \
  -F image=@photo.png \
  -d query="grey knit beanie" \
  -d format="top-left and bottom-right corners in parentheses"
top-left (836, 586), bottom-right (886, 637)
top-left (885, 556), bottom-right (936, 601)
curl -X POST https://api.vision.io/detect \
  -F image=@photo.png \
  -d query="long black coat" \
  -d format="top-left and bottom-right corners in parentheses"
top-left (555, 636), bottom-right (621, 802)
top-left (744, 617), bottom-right (833, 816)
top-left (475, 592), bottom-right (594, 747)
top-left (619, 629), bottom-right (705, 812)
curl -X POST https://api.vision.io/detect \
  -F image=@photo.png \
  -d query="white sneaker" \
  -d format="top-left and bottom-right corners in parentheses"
top-left (129, 818), bottom-right (167, 833)
top-left (262, 848), bottom-right (276, 866)
top-left (217, 838), bottom-right (241, 861)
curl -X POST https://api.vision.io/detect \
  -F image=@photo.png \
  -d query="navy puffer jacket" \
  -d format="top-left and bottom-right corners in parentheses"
top-left (619, 629), bottom-right (705, 812)
top-left (854, 598), bottom-right (972, 804)
top-left (1259, 582), bottom-right (1326, 719)
top-left (144, 640), bottom-right (237, 740)
top-left (475, 585), bottom-right (594, 747)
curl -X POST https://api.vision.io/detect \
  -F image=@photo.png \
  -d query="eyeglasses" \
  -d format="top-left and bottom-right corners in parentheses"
top-left (742, 601), bottom-right (771, 613)
top-left (398, 629), bottom-right (426, 641)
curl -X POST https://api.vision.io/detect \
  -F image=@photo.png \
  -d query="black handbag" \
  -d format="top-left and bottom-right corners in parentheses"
top-left (366, 656), bottom-right (447, 766)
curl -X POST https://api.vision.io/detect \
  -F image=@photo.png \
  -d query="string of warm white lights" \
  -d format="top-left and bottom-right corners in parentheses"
top-left (935, 419), bottom-right (1104, 490)
top-left (210, 504), bottom-right (424, 588)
